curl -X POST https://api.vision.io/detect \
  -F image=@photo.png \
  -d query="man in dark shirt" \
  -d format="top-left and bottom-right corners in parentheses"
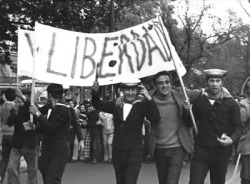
top-left (7, 89), bottom-right (39, 184)
top-left (185, 69), bottom-right (243, 184)
top-left (92, 78), bottom-right (160, 184)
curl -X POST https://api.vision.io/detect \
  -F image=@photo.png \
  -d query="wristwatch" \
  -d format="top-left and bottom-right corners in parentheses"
top-left (35, 111), bottom-right (41, 117)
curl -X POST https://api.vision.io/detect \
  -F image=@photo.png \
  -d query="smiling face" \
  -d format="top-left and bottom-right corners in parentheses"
top-left (207, 78), bottom-right (223, 96)
top-left (122, 86), bottom-right (138, 104)
top-left (155, 75), bottom-right (172, 98)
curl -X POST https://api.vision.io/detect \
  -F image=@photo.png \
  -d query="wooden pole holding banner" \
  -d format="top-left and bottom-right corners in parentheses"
top-left (158, 16), bottom-right (198, 135)
top-left (30, 31), bottom-right (37, 123)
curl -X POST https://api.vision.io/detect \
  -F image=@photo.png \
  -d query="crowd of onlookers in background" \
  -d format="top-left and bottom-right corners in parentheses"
top-left (65, 98), bottom-right (153, 165)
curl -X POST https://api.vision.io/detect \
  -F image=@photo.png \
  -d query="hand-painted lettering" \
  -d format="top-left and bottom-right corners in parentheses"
top-left (24, 33), bottom-right (34, 56)
top-left (71, 36), bottom-right (80, 79)
top-left (118, 34), bottom-right (134, 74)
top-left (80, 37), bottom-right (95, 79)
top-left (142, 26), bottom-right (166, 65)
top-left (47, 32), bottom-right (67, 77)
top-left (153, 23), bottom-right (172, 61)
top-left (131, 30), bottom-right (146, 71)
top-left (99, 37), bottom-right (118, 78)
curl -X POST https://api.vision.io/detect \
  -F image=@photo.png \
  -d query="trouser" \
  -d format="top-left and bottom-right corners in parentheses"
top-left (103, 132), bottom-right (113, 161)
top-left (241, 155), bottom-right (250, 182)
top-left (242, 179), bottom-right (250, 184)
top-left (154, 146), bottom-right (185, 184)
top-left (83, 130), bottom-right (91, 160)
top-left (112, 149), bottom-right (142, 184)
top-left (39, 148), bottom-right (70, 184)
top-left (0, 135), bottom-right (13, 181)
top-left (78, 129), bottom-right (87, 160)
top-left (189, 146), bottom-right (231, 184)
top-left (69, 128), bottom-right (76, 160)
top-left (7, 146), bottom-right (38, 184)
top-left (90, 129), bottom-right (102, 161)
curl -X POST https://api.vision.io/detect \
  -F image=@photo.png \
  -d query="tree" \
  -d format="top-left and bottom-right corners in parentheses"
top-left (163, 0), bottom-right (243, 71)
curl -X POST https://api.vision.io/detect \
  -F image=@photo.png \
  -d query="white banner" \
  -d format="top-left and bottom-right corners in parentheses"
top-left (17, 29), bottom-right (35, 77)
top-left (18, 17), bottom-right (186, 86)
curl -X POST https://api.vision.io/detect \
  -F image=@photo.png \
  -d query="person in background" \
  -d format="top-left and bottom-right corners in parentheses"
top-left (92, 77), bottom-right (160, 184)
top-left (78, 103), bottom-right (88, 161)
top-left (238, 79), bottom-right (250, 184)
top-left (87, 105), bottom-right (102, 164)
top-left (99, 111), bottom-right (114, 163)
top-left (184, 69), bottom-right (243, 184)
top-left (0, 88), bottom-right (16, 183)
top-left (0, 90), bottom-right (6, 106)
top-left (66, 98), bottom-right (84, 162)
top-left (29, 83), bottom-right (71, 184)
top-left (7, 89), bottom-right (39, 184)
top-left (82, 103), bottom-right (92, 162)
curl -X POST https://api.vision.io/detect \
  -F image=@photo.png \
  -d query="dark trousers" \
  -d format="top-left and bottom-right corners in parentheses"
top-left (241, 155), bottom-right (250, 182)
top-left (0, 135), bottom-right (13, 180)
top-left (8, 146), bottom-right (38, 184)
top-left (154, 146), bottom-right (185, 184)
top-left (90, 129), bottom-right (102, 161)
top-left (189, 146), bottom-right (231, 184)
top-left (39, 149), bottom-right (70, 184)
top-left (112, 149), bottom-right (142, 184)
top-left (69, 128), bottom-right (76, 160)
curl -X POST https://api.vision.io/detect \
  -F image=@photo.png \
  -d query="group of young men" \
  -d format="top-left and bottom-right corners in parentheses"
top-left (92, 68), bottom-right (245, 184)
top-left (0, 68), bottom-right (249, 184)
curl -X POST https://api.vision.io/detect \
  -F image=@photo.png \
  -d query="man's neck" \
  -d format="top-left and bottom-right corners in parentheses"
top-left (207, 91), bottom-right (222, 100)
top-left (156, 91), bottom-right (172, 100)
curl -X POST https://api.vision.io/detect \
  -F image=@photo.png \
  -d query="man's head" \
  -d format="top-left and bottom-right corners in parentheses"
top-left (204, 69), bottom-right (227, 96)
top-left (21, 89), bottom-right (31, 100)
top-left (47, 83), bottom-right (63, 100)
top-left (153, 71), bottom-right (172, 97)
top-left (79, 103), bottom-right (86, 112)
top-left (5, 88), bottom-right (16, 102)
top-left (120, 78), bottom-right (141, 104)
top-left (66, 99), bottom-right (74, 107)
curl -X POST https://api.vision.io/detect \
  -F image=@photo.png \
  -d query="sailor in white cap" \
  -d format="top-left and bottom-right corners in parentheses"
top-left (184, 69), bottom-right (243, 184)
top-left (91, 78), bottom-right (160, 184)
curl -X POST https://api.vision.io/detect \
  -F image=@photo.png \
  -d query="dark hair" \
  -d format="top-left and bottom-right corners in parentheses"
top-left (47, 83), bottom-right (63, 99)
top-left (5, 88), bottom-right (16, 101)
top-left (66, 99), bottom-right (73, 103)
top-left (153, 71), bottom-right (172, 85)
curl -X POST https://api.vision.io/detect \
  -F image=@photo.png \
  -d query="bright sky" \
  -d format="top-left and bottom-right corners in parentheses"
top-left (206, 0), bottom-right (250, 23)
top-left (170, 0), bottom-right (250, 36)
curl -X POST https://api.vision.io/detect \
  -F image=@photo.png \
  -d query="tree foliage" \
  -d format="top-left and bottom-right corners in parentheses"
top-left (0, 0), bottom-right (249, 93)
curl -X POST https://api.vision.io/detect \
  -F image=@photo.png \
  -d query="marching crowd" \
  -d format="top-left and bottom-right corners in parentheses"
top-left (0, 69), bottom-right (249, 184)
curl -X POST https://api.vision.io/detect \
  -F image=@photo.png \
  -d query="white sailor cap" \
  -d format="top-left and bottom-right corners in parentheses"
top-left (120, 77), bottom-right (141, 87)
top-left (203, 69), bottom-right (227, 79)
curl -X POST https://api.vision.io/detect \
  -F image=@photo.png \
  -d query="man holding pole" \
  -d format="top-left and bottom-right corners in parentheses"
top-left (147, 71), bottom-right (201, 184)
top-left (184, 69), bottom-right (243, 184)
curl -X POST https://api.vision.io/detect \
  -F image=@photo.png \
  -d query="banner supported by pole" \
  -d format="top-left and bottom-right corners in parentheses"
top-left (158, 16), bottom-right (198, 135)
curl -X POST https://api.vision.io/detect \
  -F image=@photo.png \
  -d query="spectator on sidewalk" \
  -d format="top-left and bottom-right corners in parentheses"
top-left (238, 79), bottom-right (250, 184)
top-left (87, 105), bottom-right (102, 164)
top-left (78, 103), bottom-right (88, 161)
top-left (7, 89), bottom-right (39, 184)
top-left (0, 88), bottom-right (16, 183)
top-left (99, 111), bottom-right (114, 163)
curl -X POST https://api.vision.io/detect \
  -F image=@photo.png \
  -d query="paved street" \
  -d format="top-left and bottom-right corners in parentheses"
top-left (2, 159), bottom-right (241, 184)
